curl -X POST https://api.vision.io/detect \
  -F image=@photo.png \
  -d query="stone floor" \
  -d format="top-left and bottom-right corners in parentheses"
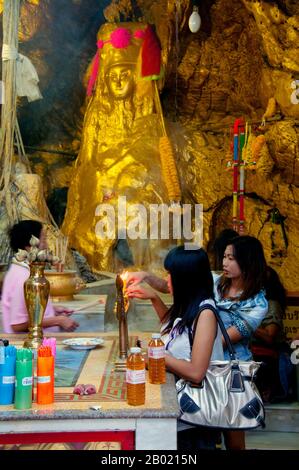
top-left (245, 431), bottom-right (299, 450)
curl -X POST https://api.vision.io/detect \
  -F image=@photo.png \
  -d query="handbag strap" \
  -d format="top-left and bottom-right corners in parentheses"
top-left (188, 303), bottom-right (237, 361)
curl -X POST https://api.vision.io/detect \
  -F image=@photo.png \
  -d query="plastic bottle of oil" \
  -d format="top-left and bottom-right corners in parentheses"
top-left (148, 333), bottom-right (166, 384)
top-left (126, 347), bottom-right (145, 406)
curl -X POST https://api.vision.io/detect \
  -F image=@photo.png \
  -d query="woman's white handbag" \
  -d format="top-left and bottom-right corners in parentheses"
top-left (176, 305), bottom-right (265, 430)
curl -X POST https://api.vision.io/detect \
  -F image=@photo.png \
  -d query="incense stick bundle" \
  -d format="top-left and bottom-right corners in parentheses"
top-left (72, 298), bottom-right (104, 313)
top-left (54, 234), bottom-right (68, 272)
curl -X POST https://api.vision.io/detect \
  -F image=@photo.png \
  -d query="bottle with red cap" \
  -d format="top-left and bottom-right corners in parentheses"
top-left (148, 333), bottom-right (166, 384)
top-left (126, 347), bottom-right (145, 406)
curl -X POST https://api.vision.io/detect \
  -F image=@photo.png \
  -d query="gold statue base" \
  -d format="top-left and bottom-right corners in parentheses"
top-left (114, 357), bottom-right (127, 372)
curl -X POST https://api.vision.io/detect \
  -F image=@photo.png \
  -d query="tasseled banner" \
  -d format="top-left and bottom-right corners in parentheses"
top-left (141, 25), bottom-right (161, 79)
top-left (135, 46), bottom-right (153, 102)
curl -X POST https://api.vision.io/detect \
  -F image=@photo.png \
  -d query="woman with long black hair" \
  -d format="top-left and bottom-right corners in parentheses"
top-left (127, 246), bottom-right (223, 450)
top-left (127, 236), bottom-right (269, 450)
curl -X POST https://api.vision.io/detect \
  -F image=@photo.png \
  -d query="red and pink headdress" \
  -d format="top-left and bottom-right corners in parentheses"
top-left (87, 24), bottom-right (162, 96)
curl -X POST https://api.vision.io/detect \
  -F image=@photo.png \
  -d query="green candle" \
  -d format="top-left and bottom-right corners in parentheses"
top-left (14, 349), bottom-right (33, 410)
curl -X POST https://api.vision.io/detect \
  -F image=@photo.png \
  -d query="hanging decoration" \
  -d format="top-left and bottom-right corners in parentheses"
top-left (226, 117), bottom-right (268, 233)
top-left (188, 6), bottom-right (201, 33)
top-left (140, 25), bottom-right (161, 79)
top-left (231, 118), bottom-right (244, 232)
top-left (15, 53), bottom-right (42, 102)
top-left (2, 46), bottom-right (42, 103)
top-left (241, 123), bottom-right (253, 169)
top-left (238, 123), bottom-right (246, 234)
top-left (240, 127), bottom-right (266, 170)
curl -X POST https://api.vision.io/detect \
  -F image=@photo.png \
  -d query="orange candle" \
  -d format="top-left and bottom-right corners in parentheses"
top-left (37, 347), bottom-right (54, 405)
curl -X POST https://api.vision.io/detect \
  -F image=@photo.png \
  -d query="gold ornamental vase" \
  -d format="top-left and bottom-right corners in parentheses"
top-left (23, 262), bottom-right (50, 349)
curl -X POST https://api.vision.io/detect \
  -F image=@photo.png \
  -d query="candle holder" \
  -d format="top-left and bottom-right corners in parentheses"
top-left (114, 273), bottom-right (129, 371)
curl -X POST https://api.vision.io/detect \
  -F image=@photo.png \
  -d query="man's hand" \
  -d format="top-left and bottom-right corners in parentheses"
top-left (58, 316), bottom-right (79, 331)
top-left (126, 285), bottom-right (157, 301)
top-left (126, 271), bottom-right (169, 293)
top-left (126, 271), bottom-right (148, 287)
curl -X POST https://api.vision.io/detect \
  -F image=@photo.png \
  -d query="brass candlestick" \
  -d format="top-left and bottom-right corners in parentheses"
top-left (114, 273), bottom-right (129, 371)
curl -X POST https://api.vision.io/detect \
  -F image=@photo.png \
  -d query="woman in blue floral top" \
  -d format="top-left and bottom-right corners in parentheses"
top-left (126, 235), bottom-right (268, 450)
top-left (214, 235), bottom-right (268, 361)
top-left (214, 235), bottom-right (268, 451)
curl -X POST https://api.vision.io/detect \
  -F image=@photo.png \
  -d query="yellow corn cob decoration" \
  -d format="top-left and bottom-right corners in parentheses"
top-left (153, 81), bottom-right (181, 203)
top-left (251, 135), bottom-right (266, 165)
top-left (242, 123), bottom-right (254, 169)
top-left (261, 97), bottom-right (276, 126)
top-left (159, 136), bottom-right (181, 203)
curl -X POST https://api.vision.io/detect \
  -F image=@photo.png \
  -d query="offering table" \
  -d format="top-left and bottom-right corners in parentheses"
top-left (0, 332), bottom-right (179, 450)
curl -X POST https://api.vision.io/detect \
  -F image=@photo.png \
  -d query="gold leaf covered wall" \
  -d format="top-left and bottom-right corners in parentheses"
top-left (156, 0), bottom-right (299, 290)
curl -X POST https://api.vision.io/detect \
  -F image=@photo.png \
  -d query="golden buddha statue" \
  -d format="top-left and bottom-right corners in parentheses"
top-left (62, 23), bottom-right (177, 272)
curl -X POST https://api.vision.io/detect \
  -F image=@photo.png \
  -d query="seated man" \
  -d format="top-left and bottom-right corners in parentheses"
top-left (1, 220), bottom-right (79, 333)
top-left (251, 267), bottom-right (295, 402)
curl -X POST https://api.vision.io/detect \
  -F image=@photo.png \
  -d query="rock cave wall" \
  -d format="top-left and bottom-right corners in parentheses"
top-left (0, 0), bottom-right (298, 289)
